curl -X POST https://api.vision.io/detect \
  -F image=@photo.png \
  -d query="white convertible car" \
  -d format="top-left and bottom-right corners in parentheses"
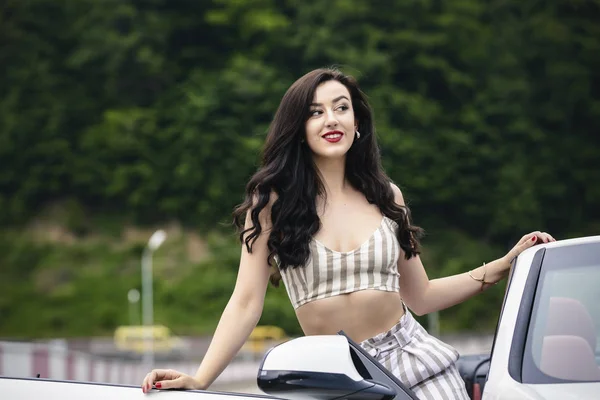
top-left (2, 236), bottom-right (599, 399)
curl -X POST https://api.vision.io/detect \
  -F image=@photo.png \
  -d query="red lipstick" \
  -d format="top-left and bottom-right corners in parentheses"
top-left (322, 130), bottom-right (343, 143)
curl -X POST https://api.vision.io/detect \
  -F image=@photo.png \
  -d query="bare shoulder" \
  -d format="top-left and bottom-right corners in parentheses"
top-left (251, 189), bottom-right (279, 206)
top-left (248, 189), bottom-right (279, 229)
top-left (389, 182), bottom-right (406, 206)
top-left (267, 190), bottom-right (279, 207)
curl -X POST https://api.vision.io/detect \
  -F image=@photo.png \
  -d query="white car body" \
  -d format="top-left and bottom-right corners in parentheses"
top-left (1, 377), bottom-right (272, 400)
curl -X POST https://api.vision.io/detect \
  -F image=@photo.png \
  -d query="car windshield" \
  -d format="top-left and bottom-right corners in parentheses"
top-left (523, 242), bottom-right (600, 384)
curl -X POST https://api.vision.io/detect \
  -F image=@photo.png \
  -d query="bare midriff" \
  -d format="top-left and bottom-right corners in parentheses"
top-left (295, 289), bottom-right (405, 343)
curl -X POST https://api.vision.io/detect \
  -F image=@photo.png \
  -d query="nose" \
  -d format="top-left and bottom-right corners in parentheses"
top-left (325, 109), bottom-right (339, 128)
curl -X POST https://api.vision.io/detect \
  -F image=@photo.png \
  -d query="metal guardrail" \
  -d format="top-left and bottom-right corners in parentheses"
top-left (0, 341), bottom-right (260, 386)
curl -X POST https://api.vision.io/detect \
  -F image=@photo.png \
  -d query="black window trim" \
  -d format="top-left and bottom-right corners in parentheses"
top-left (507, 247), bottom-right (546, 382)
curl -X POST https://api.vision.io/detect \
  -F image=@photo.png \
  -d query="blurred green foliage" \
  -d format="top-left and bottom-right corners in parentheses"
top-left (0, 0), bottom-right (599, 337)
top-left (0, 229), bottom-right (303, 338)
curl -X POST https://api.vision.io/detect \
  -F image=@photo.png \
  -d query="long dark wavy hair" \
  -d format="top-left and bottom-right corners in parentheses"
top-left (233, 68), bottom-right (423, 285)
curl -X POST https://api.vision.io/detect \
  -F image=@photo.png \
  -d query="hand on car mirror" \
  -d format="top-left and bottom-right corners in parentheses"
top-left (142, 369), bottom-right (203, 393)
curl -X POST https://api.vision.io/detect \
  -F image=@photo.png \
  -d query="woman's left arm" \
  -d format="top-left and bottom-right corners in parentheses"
top-left (391, 184), bottom-right (555, 316)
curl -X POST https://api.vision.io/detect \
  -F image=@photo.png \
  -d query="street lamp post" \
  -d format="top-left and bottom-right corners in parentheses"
top-left (428, 311), bottom-right (440, 338)
top-left (142, 229), bottom-right (167, 369)
top-left (127, 288), bottom-right (140, 326)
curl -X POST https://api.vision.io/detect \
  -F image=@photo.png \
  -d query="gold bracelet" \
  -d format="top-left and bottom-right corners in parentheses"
top-left (468, 262), bottom-right (495, 290)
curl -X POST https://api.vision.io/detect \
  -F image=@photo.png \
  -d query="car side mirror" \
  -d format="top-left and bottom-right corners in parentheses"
top-left (257, 335), bottom-right (396, 400)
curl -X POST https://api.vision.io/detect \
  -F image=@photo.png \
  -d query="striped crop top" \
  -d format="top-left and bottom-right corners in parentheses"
top-left (277, 216), bottom-right (402, 309)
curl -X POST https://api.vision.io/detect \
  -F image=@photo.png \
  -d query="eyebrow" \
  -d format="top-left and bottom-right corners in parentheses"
top-left (309, 95), bottom-right (350, 107)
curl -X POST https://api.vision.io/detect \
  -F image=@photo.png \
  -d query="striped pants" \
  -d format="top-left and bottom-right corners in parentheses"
top-left (360, 309), bottom-right (469, 400)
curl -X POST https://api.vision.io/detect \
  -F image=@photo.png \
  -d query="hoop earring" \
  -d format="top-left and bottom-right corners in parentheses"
top-left (355, 130), bottom-right (361, 139)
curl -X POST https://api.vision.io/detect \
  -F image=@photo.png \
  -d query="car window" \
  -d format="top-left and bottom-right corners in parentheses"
top-left (522, 242), bottom-right (600, 383)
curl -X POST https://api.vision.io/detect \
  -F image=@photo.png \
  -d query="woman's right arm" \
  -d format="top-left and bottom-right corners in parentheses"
top-left (142, 203), bottom-right (273, 393)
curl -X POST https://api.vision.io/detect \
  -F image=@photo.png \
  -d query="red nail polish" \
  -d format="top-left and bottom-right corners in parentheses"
top-left (532, 236), bottom-right (536, 242)
top-left (156, 382), bottom-right (162, 389)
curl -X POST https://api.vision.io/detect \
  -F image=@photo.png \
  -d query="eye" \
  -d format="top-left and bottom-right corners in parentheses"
top-left (309, 109), bottom-right (322, 117)
top-left (336, 104), bottom-right (349, 112)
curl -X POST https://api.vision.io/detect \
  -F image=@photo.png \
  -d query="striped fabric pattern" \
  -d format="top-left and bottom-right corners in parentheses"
top-left (278, 217), bottom-right (401, 309)
top-left (360, 309), bottom-right (469, 400)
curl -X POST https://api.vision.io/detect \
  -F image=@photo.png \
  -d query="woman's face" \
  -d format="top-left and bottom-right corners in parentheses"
top-left (305, 80), bottom-right (357, 160)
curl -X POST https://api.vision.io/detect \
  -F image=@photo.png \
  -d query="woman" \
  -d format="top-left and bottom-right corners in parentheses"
top-left (141, 68), bottom-right (554, 399)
